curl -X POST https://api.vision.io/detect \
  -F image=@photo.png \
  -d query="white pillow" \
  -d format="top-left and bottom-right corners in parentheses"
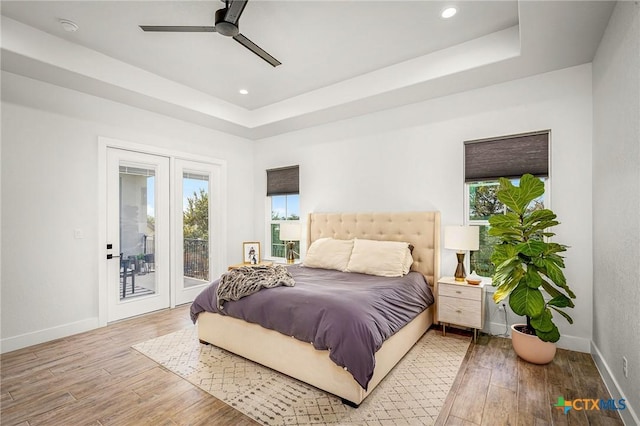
top-left (303, 238), bottom-right (354, 272)
top-left (347, 238), bottom-right (413, 277)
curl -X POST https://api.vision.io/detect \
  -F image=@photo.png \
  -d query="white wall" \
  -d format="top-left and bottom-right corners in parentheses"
top-left (592, 2), bottom-right (640, 424)
top-left (255, 64), bottom-right (594, 353)
top-left (0, 71), bottom-right (254, 352)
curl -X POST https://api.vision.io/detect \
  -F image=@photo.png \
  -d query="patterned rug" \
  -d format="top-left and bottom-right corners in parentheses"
top-left (133, 326), bottom-right (470, 425)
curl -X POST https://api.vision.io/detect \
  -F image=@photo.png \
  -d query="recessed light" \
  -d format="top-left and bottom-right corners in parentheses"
top-left (441, 7), bottom-right (457, 19)
top-left (59, 19), bottom-right (79, 32)
top-left (239, 89), bottom-right (249, 95)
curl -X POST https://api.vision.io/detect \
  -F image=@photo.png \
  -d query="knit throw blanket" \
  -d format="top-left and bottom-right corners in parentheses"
top-left (216, 265), bottom-right (295, 310)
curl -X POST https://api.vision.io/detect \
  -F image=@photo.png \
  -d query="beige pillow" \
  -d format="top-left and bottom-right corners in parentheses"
top-left (303, 238), bottom-right (354, 271)
top-left (402, 247), bottom-right (414, 274)
top-left (347, 238), bottom-right (412, 277)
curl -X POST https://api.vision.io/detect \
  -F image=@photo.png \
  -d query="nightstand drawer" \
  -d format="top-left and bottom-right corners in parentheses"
top-left (438, 296), bottom-right (482, 328)
top-left (439, 282), bottom-right (482, 301)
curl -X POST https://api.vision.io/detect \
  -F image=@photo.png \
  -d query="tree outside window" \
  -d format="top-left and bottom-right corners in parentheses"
top-left (183, 188), bottom-right (209, 280)
top-left (467, 179), bottom-right (545, 277)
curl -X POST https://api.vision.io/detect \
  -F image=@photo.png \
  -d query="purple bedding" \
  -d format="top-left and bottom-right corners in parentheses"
top-left (190, 265), bottom-right (434, 390)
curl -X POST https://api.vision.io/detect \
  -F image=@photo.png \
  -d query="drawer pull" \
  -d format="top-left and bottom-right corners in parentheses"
top-left (456, 290), bottom-right (462, 294)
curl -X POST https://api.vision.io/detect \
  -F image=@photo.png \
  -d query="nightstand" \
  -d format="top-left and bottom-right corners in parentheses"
top-left (437, 276), bottom-right (485, 343)
top-left (227, 261), bottom-right (273, 271)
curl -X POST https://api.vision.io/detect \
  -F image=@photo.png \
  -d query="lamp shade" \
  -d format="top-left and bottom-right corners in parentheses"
top-left (279, 223), bottom-right (301, 241)
top-left (444, 226), bottom-right (479, 251)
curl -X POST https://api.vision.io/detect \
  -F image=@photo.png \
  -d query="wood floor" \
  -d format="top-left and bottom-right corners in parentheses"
top-left (436, 330), bottom-right (624, 426)
top-left (1, 305), bottom-right (623, 426)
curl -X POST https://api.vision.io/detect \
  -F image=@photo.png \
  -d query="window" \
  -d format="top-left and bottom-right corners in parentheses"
top-left (266, 166), bottom-right (300, 260)
top-left (464, 130), bottom-right (550, 277)
top-left (269, 194), bottom-right (300, 259)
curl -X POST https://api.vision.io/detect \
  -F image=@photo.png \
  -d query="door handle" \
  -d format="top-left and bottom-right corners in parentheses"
top-left (106, 254), bottom-right (121, 260)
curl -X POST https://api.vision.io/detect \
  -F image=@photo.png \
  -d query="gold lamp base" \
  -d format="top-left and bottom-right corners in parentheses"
top-left (454, 252), bottom-right (466, 281)
top-left (286, 241), bottom-right (295, 264)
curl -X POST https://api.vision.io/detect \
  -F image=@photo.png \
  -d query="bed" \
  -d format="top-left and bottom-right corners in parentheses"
top-left (192, 211), bottom-right (440, 406)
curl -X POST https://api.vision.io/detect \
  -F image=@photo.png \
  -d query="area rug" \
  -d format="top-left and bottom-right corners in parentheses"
top-left (133, 326), bottom-right (470, 425)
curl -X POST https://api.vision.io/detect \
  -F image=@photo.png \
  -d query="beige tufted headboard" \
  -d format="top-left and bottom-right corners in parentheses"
top-left (307, 212), bottom-right (441, 288)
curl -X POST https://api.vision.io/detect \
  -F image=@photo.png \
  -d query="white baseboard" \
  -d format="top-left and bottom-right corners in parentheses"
top-left (483, 321), bottom-right (591, 353)
top-left (591, 342), bottom-right (639, 426)
top-left (0, 317), bottom-right (101, 354)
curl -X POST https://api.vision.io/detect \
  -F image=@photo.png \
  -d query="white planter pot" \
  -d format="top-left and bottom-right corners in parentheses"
top-left (510, 324), bottom-right (556, 364)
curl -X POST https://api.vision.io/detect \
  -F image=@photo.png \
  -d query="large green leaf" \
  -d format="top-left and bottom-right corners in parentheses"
top-left (516, 174), bottom-right (545, 209)
top-left (550, 306), bottom-right (574, 324)
top-left (488, 227), bottom-right (523, 242)
top-left (524, 266), bottom-right (542, 289)
top-left (497, 174), bottom-right (544, 214)
top-left (538, 257), bottom-right (567, 287)
top-left (490, 244), bottom-right (518, 266)
top-left (526, 220), bottom-right (560, 238)
top-left (523, 210), bottom-right (560, 240)
top-left (509, 283), bottom-right (545, 318)
top-left (532, 257), bottom-right (546, 268)
top-left (540, 279), bottom-right (564, 300)
top-left (546, 253), bottom-right (566, 269)
top-left (492, 256), bottom-right (521, 287)
top-left (530, 308), bottom-right (554, 332)
top-left (539, 261), bottom-right (576, 299)
top-left (545, 242), bottom-right (568, 255)
top-left (496, 188), bottom-right (522, 214)
top-left (517, 240), bottom-right (546, 257)
top-left (536, 322), bottom-right (560, 343)
top-left (493, 265), bottom-right (523, 303)
top-left (547, 294), bottom-right (573, 308)
top-left (523, 209), bottom-right (557, 226)
top-left (489, 212), bottom-right (521, 229)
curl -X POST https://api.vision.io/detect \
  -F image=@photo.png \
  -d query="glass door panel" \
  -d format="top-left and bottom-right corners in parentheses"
top-left (174, 159), bottom-right (222, 306)
top-left (119, 165), bottom-right (156, 298)
top-left (182, 171), bottom-right (210, 288)
top-left (107, 148), bottom-right (170, 321)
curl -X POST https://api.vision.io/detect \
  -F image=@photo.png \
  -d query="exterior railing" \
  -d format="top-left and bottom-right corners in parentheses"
top-left (184, 239), bottom-right (209, 280)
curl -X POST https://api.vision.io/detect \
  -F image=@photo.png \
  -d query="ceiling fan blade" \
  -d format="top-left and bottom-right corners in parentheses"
top-left (139, 25), bottom-right (216, 32)
top-left (233, 33), bottom-right (281, 67)
top-left (224, 0), bottom-right (248, 25)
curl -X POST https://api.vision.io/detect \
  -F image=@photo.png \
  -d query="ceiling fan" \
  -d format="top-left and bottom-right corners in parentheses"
top-left (140, 0), bottom-right (281, 67)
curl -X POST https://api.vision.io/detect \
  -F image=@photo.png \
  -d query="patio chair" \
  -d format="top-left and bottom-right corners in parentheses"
top-left (144, 253), bottom-right (155, 273)
top-left (120, 254), bottom-right (135, 298)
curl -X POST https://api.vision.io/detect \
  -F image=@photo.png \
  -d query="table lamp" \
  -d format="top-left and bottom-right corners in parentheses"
top-left (444, 225), bottom-right (480, 281)
top-left (279, 223), bottom-right (301, 264)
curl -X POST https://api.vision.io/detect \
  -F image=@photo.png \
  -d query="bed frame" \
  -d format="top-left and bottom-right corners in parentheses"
top-left (197, 211), bottom-right (441, 406)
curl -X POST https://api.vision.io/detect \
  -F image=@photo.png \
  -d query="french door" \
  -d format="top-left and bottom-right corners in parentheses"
top-left (106, 148), bottom-right (170, 321)
top-left (174, 159), bottom-right (222, 305)
top-left (101, 141), bottom-right (225, 323)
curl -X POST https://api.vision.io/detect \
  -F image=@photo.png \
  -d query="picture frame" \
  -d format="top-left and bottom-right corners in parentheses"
top-left (242, 242), bottom-right (261, 264)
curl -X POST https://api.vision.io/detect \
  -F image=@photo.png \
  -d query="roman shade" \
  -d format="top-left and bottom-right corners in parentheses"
top-left (464, 131), bottom-right (549, 182)
top-left (266, 165), bottom-right (299, 196)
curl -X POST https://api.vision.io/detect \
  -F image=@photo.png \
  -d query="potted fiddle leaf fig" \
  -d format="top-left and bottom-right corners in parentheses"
top-left (489, 174), bottom-right (575, 364)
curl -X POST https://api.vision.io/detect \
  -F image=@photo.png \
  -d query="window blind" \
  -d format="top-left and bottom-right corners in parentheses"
top-left (183, 172), bottom-right (208, 181)
top-left (464, 131), bottom-right (549, 182)
top-left (266, 165), bottom-right (299, 196)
